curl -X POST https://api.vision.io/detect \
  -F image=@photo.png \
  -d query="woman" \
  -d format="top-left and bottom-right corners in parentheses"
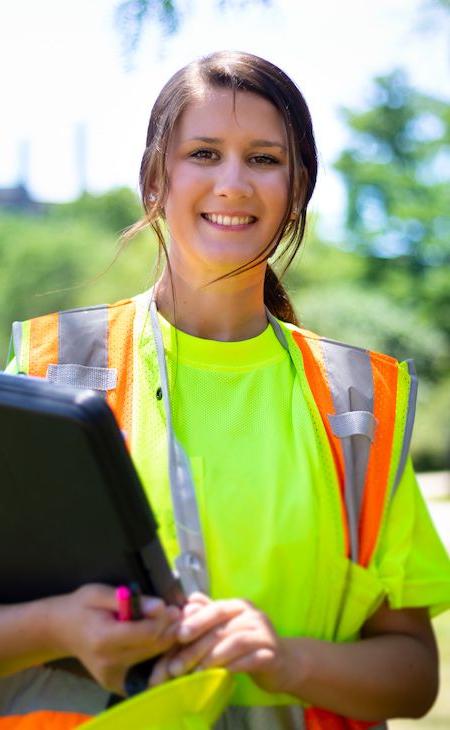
top-left (2, 51), bottom-right (449, 729)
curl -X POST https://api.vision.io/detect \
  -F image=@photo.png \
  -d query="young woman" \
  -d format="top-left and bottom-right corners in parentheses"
top-left (2, 51), bottom-right (449, 730)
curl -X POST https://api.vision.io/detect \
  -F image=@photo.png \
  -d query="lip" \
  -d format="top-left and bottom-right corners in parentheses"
top-left (201, 211), bottom-right (258, 218)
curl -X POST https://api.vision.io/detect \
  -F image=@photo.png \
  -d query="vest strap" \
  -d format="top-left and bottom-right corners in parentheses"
top-left (328, 411), bottom-right (377, 441)
top-left (46, 363), bottom-right (117, 391)
top-left (149, 295), bottom-right (209, 596)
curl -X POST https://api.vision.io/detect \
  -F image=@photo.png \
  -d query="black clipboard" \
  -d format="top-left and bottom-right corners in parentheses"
top-left (0, 371), bottom-right (185, 608)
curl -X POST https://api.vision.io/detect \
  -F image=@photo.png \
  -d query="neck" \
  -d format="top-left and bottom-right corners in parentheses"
top-left (155, 266), bottom-right (268, 341)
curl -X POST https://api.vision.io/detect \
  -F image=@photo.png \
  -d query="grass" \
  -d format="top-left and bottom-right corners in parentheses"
top-left (390, 610), bottom-right (450, 729)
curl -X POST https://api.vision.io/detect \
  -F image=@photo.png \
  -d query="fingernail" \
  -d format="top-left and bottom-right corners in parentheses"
top-left (178, 625), bottom-right (192, 641)
top-left (168, 659), bottom-right (184, 677)
top-left (167, 606), bottom-right (181, 620)
top-left (142, 597), bottom-right (163, 614)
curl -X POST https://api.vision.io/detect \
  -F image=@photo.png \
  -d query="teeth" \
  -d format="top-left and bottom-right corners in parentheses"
top-left (204, 213), bottom-right (254, 226)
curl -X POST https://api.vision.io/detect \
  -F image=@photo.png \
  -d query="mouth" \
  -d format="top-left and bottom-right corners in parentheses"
top-left (201, 212), bottom-right (257, 229)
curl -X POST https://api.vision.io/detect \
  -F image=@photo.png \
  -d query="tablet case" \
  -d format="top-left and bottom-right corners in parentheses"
top-left (0, 372), bottom-right (184, 608)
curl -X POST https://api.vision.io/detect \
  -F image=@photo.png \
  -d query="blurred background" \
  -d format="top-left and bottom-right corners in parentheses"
top-left (0, 1), bottom-right (448, 725)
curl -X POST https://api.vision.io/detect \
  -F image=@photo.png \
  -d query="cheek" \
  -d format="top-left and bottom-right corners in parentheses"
top-left (166, 163), bottom-right (210, 203)
top-left (265, 172), bottom-right (289, 219)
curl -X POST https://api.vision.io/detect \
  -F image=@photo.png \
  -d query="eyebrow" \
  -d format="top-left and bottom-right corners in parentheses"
top-left (185, 136), bottom-right (287, 151)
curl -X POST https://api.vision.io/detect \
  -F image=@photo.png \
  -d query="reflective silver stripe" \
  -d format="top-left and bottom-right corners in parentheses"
top-left (12, 321), bottom-right (23, 370)
top-left (47, 363), bottom-right (117, 391)
top-left (214, 704), bottom-right (306, 729)
top-left (319, 341), bottom-right (374, 563)
top-left (262, 316), bottom-right (378, 564)
top-left (0, 666), bottom-right (109, 715)
top-left (329, 410), bottom-right (377, 441)
top-left (392, 359), bottom-right (418, 496)
top-left (58, 306), bottom-right (109, 367)
top-left (149, 297), bottom-right (209, 595)
top-left (266, 310), bottom-right (289, 352)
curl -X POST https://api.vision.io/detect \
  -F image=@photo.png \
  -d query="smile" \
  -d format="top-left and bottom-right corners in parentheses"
top-left (201, 213), bottom-right (257, 227)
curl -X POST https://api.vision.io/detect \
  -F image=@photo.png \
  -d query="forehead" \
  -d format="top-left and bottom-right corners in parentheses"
top-left (172, 88), bottom-right (287, 144)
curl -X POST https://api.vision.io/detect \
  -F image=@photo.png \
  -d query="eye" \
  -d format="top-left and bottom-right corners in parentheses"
top-left (250, 154), bottom-right (279, 165)
top-left (189, 148), bottom-right (219, 161)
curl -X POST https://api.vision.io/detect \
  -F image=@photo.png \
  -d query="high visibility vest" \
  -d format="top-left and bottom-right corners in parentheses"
top-left (6, 291), bottom-right (417, 730)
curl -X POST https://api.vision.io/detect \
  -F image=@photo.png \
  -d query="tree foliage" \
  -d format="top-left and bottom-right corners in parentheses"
top-left (0, 189), bottom-right (156, 368)
top-left (334, 70), bottom-right (450, 349)
top-left (335, 70), bottom-right (450, 272)
top-left (115, 0), bottom-right (272, 55)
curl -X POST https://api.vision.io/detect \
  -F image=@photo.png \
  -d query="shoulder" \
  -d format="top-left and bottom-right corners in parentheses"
top-left (278, 318), bottom-right (405, 369)
top-left (15, 292), bottom-right (148, 335)
top-left (275, 317), bottom-right (417, 438)
top-left (11, 292), bottom-right (149, 375)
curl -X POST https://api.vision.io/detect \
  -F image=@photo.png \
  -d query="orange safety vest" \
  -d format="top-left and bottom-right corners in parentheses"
top-left (5, 295), bottom-right (417, 730)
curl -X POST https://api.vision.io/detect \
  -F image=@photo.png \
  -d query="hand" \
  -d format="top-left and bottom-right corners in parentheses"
top-left (149, 593), bottom-right (293, 695)
top-left (48, 584), bottom-right (181, 695)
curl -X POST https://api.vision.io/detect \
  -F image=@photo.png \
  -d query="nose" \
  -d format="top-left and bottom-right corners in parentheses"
top-left (213, 157), bottom-right (253, 199)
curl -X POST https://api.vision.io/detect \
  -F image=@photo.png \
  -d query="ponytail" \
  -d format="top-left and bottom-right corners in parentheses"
top-left (264, 265), bottom-right (298, 326)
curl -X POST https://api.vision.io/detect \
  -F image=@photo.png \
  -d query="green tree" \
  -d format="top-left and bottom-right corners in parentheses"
top-left (335, 70), bottom-right (449, 272)
top-left (49, 187), bottom-right (142, 235)
top-left (0, 191), bottom-right (156, 367)
top-left (334, 70), bottom-right (450, 348)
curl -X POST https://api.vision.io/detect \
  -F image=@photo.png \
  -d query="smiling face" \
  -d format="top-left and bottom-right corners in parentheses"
top-left (162, 87), bottom-right (290, 280)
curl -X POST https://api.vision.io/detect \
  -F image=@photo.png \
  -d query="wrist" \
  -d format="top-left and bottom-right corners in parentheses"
top-left (278, 637), bottom-right (313, 698)
top-left (0, 597), bottom-right (69, 676)
top-left (41, 594), bottom-right (73, 660)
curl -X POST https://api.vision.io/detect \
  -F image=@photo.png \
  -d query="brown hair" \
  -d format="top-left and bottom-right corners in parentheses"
top-left (124, 50), bottom-right (318, 325)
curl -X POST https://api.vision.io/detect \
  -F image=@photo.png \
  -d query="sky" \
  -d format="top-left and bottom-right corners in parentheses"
top-left (0, 0), bottom-right (448, 237)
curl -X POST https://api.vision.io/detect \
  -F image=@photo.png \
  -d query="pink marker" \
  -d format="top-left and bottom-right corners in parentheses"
top-left (116, 585), bottom-right (132, 621)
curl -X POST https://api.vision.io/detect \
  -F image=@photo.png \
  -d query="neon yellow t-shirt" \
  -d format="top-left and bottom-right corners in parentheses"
top-left (132, 312), bottom-right (450, 636)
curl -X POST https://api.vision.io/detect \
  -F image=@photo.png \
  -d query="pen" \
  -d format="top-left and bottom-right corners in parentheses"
top-left (116, 585), bottom-right (132, 622)
top-left (115, 582), bottom-right (156, 697)
top-left (129, 582), bottom-right (142, 620)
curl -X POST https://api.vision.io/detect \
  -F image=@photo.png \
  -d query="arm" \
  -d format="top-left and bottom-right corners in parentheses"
top-left (150, 595), bottom-right (439, 721)
top-left (0, 584), bottom-right (181, 695)
top-left (0, 596), bottom-right (64, 675)
top-left (282, 601), bottom-right (438, 720)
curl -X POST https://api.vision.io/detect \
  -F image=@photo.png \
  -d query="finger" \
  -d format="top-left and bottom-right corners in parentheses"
top-left (167, 611), bottom-right (260, 676)
top-left (78, 584), bottom-right (120, 612)
top-left (149, 651), bottom-right (176, 687)
top-left (166, 625), bottom-right (227, 678)
top-left (197, 632), bottom-right (271, 671)
top-left (182, 593), bottom-right (210, 619)
top-left (109, 612), bottom-right (180, 655)
top-left (187, 592), bottom-right (211, 605)
top-left (183, 602), bottom-right (208, 619)
top-left (178, 599), bottom-right (248, 643)
top-left (158, 617), bottom-right (181, 648)
top-left (140, 596), bottom-right (166, 618)
top-left (222, 647), bottom-right (275, 674)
